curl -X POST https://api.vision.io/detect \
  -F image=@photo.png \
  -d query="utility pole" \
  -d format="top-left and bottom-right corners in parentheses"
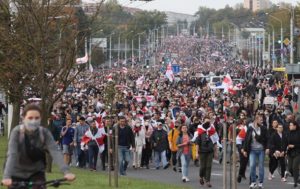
top-left (193, 25), bottom-right (196, 36)
top-left (89, 37), bottom-right (92, 70)
top-left (272, 30), bottom-right (275, 68)
top-left (229, 28), bottom-right (231, 43)
top-left (131, 38), bottom-right (134, 68)
top-left (114, 124), bottom-right (119, 187)
top-left (207, 21), bottom-right (210, 38)
top-left (109, 34), bottom-right (112, 68)
top-left (280, 27), bottom-right (283, 66)
top-left (252, 35), bottom-right (255, 67)
top-left (118, 33), bottom-right (120, 64)
top-left (232, 122), bottom-right (237, 189)
top-left (138, 34), bottom-right (141, 63)
top-left (125, 38), bottom-right (127, 62)
top-left (268, 33), bottom-right (271, 68)
top-left (223, 123), bottom-right (227, 189)
top-left (258, 35), bottom-right (261, 67)
top-left (290, 6), bottom-right (294, 64)
top-left (263, 30), bottom-right (266, 69)
top-left (222, 26), bottom-right (224, 41)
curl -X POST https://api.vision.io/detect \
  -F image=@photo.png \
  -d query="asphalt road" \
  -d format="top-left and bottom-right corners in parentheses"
top-left (97, 160), bottom-right (297, 189)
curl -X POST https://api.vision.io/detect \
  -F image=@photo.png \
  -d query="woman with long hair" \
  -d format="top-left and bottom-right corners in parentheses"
top-left (176, 125), bottom-right (192, 182)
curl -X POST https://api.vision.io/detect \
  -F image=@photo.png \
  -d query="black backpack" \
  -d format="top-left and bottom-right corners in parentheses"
top-left (198, 132), bottom-right (214, 153)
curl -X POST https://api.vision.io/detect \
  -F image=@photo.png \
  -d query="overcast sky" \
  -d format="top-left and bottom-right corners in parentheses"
top-left (118, 0), bottom-right (298, 15)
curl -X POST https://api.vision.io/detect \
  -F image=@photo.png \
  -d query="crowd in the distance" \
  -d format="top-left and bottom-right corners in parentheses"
top-left (19, 35), bottom-right (300, 189)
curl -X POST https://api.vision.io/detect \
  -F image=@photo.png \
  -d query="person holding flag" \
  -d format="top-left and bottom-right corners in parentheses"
top-left (165, 63), bottom-right (174, 83)
top-left (195, 116), bottom-right (219, 188)
top-left (81, 120), bottom-right (106, 171)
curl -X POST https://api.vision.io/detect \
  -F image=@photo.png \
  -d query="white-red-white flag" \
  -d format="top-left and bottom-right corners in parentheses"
top-left (165, 63), bottom-right (174, 82)
top-left (106, 73), bottom-right (113, 82)
top-left (122, 67), bottom-right (128, 74)
top-left (136, 76), bottom-right (145, 86)
top-left (222, 74), bottom-right (232, 92)
top-left (76, 54), bottom-right (88, 64)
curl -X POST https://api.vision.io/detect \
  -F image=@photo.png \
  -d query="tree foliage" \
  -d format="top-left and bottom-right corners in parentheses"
top-left (0, 0), bottom-right (104, 128)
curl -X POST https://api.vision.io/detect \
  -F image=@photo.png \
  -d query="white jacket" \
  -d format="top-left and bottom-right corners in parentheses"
top-left (134, 126), bottom-right (146, 146)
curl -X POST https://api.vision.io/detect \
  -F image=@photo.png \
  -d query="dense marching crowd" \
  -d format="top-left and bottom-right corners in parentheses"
top-left (6, 35), bottom-right (300, 189)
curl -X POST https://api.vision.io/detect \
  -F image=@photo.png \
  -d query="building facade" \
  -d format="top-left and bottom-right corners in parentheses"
top-left (244, 0), bottom-right (272, 12)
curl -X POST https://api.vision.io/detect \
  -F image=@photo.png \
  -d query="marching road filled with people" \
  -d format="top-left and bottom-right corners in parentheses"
top-left (2, 34), bottom-right (300, 189)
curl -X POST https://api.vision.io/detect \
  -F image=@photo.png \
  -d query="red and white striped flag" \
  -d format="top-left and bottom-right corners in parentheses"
top-left (76, 54), bottom-right (88, 64)
top-left (122, 67), bottom-right (128, 74)
top-left (165, 63), bottom-right (174, 82)
top-left (106, 73), bottom-right (113, 82)
top-left (136, 76), bottom-right (145, 86)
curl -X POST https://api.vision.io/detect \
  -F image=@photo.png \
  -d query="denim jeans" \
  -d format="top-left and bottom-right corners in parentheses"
top-left (154, 150), bottom-right (168, 168)
top-left (180, 154), bottom-right (191, 178)
top-left (88, 145), bottom-right (99, 169)
top-left (249, 149), bottom-right (265, 183)
top-left (118, 146), bottom-right (131, 175)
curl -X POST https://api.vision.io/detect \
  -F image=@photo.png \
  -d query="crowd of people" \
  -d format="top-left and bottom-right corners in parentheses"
top-left (2, 35), bottom-right (300, 189)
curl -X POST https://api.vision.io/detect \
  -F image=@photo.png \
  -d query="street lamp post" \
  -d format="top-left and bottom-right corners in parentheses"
top-left (267, 13), bottom-right (284, 66)
top-left (279, 6), bottom-right (295, 64)
top-left (291, 7), bottom-right (294, 64)
top-left (131, 38), bottom-right (134, 68)
top-left (118, 33), bottom-right (121, 64)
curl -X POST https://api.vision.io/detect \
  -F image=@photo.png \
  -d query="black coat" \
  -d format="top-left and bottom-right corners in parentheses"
top-left (287, 130), bottom-right (300, 157)
top-left (269, 132), bottom-right (288, 154)
top-left (151, 129), bottom-right (168, 152)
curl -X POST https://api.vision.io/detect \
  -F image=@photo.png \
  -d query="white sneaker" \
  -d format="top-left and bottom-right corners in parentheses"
top-left (185, 177), bottom-right (190, 182)
top-left (249, 183), bottom-right (257, 189)
top-left (285, 171), bottom-right (291, 178)
top-left (258, 183), bottom-right (263, 188)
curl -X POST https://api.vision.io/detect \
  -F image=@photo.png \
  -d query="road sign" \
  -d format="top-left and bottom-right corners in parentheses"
top-left (283, 38), bottom-right (290, 46)
top-left (263, 52), bottom-right (269, 61)
top-left (172, 64), bottom-right (180, 74)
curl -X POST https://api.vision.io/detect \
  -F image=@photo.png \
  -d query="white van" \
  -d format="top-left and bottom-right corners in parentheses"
top-left (209, 75), bottom-right (224, 89)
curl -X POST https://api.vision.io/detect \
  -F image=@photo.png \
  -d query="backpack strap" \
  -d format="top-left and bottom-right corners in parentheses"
top-left (19, 125), bottom-right (45, 145)
top-left (39, 127), bottom-right (45, 145)
top-left (19, 125), bottom-right (25, 144)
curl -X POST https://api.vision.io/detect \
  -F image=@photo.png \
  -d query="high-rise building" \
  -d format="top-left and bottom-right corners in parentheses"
top-left (244, 0), bottom-right (272, 12)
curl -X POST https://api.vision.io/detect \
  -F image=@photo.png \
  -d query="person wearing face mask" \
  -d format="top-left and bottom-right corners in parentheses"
top-left (141, 120), bottom-right (153, 169)
top-left (237, 115), bottom-right (249, 183)
top-left (2, 104), bottom-right (75, 188)
top-left (241, 113), bottom-right (268, 189)
top-left (286, 121), bottom-right (300, 188)
top-left (168, 120), bottom-right (181, 172)
top-left (270, 107), bottom-right (284, 125)
top-left (132, 120), bottom-right (146, 169)
top-left (151, 121), bottom-right (169, 170)
top-left (195, 116), bottom-right (219, 188)
top-left (266, 119), bottom-right (280, 180)
top-left (268, 124), bottom-right (288, 182)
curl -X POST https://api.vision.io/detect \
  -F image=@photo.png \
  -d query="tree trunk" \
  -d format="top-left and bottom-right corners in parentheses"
top-left (10, 101), bottom-right (21, 133)
top-left (41, 99), bottom-right (53, 173)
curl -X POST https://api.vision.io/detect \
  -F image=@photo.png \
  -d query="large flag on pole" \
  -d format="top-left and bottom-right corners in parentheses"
top-left (222, 74), bottom-right (236, 95)
top-left (76, 37), bottom-right (89, 64)
top-left (76, 54), bottom-right (88, 64)
top-left (165, 63), bottom-right (174, 82)
top-left (136, 75), bottom-right (145, 86)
